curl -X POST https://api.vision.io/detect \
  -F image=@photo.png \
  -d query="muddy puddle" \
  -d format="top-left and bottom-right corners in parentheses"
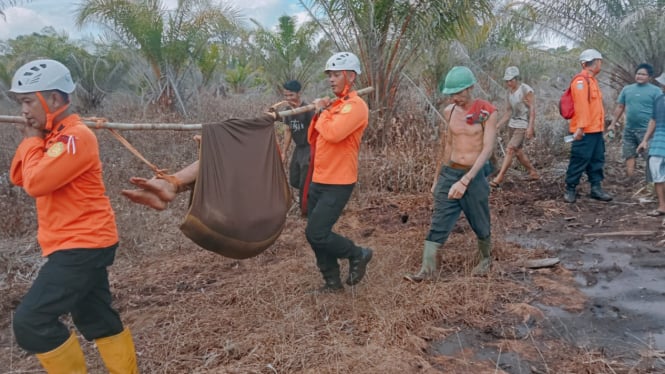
top-left (509, 232), bottom-right (665, 368)
top-left (431, 230), bottom-right (665, 372)
top-left (433, 329), bottom-right (534, 373)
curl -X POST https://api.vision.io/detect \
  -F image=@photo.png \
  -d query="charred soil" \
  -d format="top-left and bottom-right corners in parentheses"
top-left (2, 147), bottom-right (665, 373)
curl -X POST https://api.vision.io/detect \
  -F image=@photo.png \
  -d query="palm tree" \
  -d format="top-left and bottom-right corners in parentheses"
top-left (0, 0), bottom-right (30, 18)
top-left (250, 14), bottom-right (328, 93)
top-left (407, 2), bottom-right (552, 129)
top-left (300, 0), bottom-right (493, 145)
top-left (530, 0), bottom-right (665, 88)
top-left (76, 0), bottom-right (243, 114)
top-left (224, 57), bottom-right (260, 94)
top-left (0, 27), bottom-right (130, 111)
top-left (71, 41), bottom-right (131, 110)
top-left (451, 2), bottom-right (564, 95)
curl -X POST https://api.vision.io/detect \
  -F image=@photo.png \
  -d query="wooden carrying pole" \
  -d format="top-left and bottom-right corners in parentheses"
top-left (0, 87), bottom-right (374, 131)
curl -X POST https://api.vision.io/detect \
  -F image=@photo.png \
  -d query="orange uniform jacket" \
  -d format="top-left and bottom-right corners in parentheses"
top-left (308, 90), bottom-right (369, 184)
top-left (10, 114), bottom-right (118, 257)
top-left (570, 70), bottom-right (605, 134)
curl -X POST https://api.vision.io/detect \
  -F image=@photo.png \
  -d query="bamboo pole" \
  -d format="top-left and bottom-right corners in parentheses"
top-left (0, 87), bottom-right (374, 131)
top-left (278, 86), bottom-right (374, 117)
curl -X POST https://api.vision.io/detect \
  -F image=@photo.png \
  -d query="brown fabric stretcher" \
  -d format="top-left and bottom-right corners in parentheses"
top-left (180, 114), bottom-right (291, 259)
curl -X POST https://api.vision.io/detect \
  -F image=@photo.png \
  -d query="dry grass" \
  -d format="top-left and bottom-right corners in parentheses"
top-left (0, 194), bottom-right (636, 373)
top-left (0, 90), bottom-right (643, 373)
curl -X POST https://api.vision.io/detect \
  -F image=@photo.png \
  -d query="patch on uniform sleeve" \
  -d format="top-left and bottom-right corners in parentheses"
top-left (46, 142), bottom-right (65, 158)
top-left (575, 80), bottom-right (585, 90)
top-left (341, 103), bottom-right (352, 114)
top-left (58, 135), bottom-right (77, 154)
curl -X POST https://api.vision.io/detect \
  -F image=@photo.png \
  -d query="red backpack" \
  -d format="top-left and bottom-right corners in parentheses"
top-left (559, 74), bottom-right (589, 120)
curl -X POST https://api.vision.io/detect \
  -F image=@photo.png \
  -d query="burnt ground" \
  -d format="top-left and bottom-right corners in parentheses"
top-left (484, 156), bottom-right (665, 373)
top-left (2, 147), bottom-right (665, 373)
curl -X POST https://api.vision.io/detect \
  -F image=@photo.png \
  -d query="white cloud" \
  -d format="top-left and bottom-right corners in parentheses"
top-left (292, 10), bottom-right (311, 26)
top-left (0, 7), bottom-right (49, 39)
top-left (0, 0), bottom-right (305, 40)
top-left (164, 0), bottom-right (299, 29)
top-left (0, 1), bottom-right (100, 40)
top-left (228, 0), bottom-right (281, 10)
top-left (227, 0), bottom-right (299, 28)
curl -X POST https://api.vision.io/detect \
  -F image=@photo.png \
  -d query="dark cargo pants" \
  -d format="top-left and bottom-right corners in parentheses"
top-left (565, 132), bottom-right (605, 190)
top-left (305, 182), bottom-right (362, 279)
top-left (426, 166), bottom-right (491, 244)
top-left (12, 245), bottom-right (124, 353)
top-left (289, 145), bottom-right (311, 205)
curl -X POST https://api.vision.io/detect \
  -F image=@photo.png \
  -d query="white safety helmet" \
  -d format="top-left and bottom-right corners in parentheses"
top-left (325, 52), bottom-right (361, 75)
top-left (10, 59), bottom-right (76, 94)
top-left (579, 49), bottom-right (603, 63)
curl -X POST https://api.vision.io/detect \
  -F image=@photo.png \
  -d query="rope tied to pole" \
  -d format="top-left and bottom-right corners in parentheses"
top-left (0, 87), bottom-right (374, 130)
top-left (82, 116), bottom-right (174, 184)
top-left (84, 116), bottom-right (108, 129)
top-left (3, 87), bottom-right (375, 188)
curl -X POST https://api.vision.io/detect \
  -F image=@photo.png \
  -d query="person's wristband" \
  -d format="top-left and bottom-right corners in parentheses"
top-left (460, 176), bottom-right (470, 187)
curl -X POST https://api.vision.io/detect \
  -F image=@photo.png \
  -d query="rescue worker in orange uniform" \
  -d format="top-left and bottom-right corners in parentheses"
top-left (9, 59), bottom-right (139, 373)
top-left (305, 52), bottom-right (373, 292)
top-left (564, 49), bottom-right (612, 203)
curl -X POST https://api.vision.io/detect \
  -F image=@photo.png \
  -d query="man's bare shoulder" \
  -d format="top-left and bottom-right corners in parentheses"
top-left (442, 103), bottom-right (457, 122)
top-left (443, 103), bottom-right (455, 113)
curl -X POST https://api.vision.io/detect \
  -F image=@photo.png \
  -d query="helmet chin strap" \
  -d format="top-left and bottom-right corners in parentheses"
top-left (339, 71), bottom-right (352, 98)
top-left (35, 91), bottom-right (69, 132)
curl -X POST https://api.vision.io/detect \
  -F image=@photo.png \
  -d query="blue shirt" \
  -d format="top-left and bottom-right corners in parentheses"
top-left (648, 94), bottom-right (665, 157)
top-left (617, 83), bottom-right (662, 130)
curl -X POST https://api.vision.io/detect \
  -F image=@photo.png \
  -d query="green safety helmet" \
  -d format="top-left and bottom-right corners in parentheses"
top-left (440, 66), bottom-right (477, 95)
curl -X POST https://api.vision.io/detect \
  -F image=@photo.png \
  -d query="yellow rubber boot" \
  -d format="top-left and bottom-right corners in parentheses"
top-left (95, 328), bottom-right (139, 374)
top-left (36, 332), bottom-right (87, 374)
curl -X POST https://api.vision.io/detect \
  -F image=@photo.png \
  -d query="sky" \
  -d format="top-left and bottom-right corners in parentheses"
top-left (0, 0), bottom-right (308, 40)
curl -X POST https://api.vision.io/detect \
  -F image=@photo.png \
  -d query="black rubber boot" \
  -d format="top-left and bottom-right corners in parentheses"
top-left (564, 189), bottom-right (576, 203)
top-left (346, 247), bottom-right (373, 285)
top-left (590, 185), bottom-right (612, 201)
top-left (315, 275), bottom-right (343, 293)
top-left (310, 262), bottom-right (344, 294)
top-left (316, 277), bottom-right (344, 293)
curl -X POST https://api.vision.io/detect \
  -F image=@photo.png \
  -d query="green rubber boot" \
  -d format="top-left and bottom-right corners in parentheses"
top-left (471, 237), bottom-right (492, 276)
top-left (404, 240), bottom-right (440, 282)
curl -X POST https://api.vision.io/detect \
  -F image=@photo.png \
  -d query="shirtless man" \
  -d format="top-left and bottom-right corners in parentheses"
top-left (405, 66), bottom-right (497, 281)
